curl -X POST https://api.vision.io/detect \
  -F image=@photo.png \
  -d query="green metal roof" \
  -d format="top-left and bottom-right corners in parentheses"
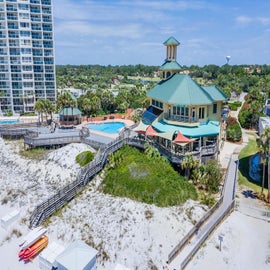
top-left (163, 37), bottom-right (180, 45)
top-left (59, 107), bottom-right (82, 116)
top-left (147, 74), bottom-right (213, 105)
top-left (160, 60), bottom-right (182, 71)
top-left (153, 120), bottom-right (220, 138)
top-left (202, 85), bottom-right (227, 101)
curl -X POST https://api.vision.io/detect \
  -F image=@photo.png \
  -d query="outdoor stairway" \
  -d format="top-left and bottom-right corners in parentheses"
top-left (29, 130), bottom-right (197, 228)
top-left (168, 155), bottom-right (239, 269)
top-left (29, 125), bottom-right (217, 228)
top-left (29, 128), bottom-right (131, 227)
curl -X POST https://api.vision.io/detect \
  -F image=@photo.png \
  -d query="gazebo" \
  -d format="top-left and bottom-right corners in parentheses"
top-left (59, 107), bottom-right (82, 126)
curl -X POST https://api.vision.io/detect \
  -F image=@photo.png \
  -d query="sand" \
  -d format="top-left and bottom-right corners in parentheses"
top-left (0, 136), bottom-right (269, 270)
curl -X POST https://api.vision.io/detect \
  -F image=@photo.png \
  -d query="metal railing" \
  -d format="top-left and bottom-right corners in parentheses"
top-left (29, 131), bottom-right (129, 227)
top-left (24, 135), bottom-right (81, 147)
top-left (28, 122), bottom-right (221, 228)
top-left (167, 156), bottom-right (236, 265)
top-left (180, 200), bottom-right (235, 269)
top-left (164, 113), bottom-right (198, 124)
top-left (0, 122), bottom-right (40, 138)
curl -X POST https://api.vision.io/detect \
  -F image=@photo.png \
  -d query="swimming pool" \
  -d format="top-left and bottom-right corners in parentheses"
top-left (0, 119), bottom-right (19, 125)
top-left (88, 122), bottom-right (125, 134)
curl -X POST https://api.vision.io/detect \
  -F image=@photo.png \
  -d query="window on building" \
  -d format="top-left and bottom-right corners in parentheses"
top-left (213, 103), bottom-right (217, 114)
top-left (22, 65), bottom-right (32, 71)
top-left (21, 48), bottom-right (31, 54)
top-left (22, 56), bottom-right (32, 63)
top-left (21, 39), bottom-right (31, 46)
top-left (23, 74), bottom-right (33, 80)
top-left (173, 105), bottom-right (189, 118)
top-left (23, 81), bottom-right (33, 88)
top-left (18, 4), bottom-right (29, 10)
top-left (199, 107), bottom-right (205, 119)
top-left (19, 13), bottom-right (29, 20)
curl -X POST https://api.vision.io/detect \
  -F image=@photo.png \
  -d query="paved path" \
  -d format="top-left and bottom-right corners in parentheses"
top-left (169, 155), bottom-right (238, 269)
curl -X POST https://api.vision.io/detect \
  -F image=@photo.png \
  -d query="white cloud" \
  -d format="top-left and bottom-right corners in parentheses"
top-left (235, 16), bottom-right (253, 24)
top-left (258, 17), bottom-right (270, 25)
top-left (236, 15), bottom-right (270, 26)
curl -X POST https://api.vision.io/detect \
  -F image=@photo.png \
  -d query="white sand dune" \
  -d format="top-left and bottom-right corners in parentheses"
top-left (0, 137), bottom-right (269, 270)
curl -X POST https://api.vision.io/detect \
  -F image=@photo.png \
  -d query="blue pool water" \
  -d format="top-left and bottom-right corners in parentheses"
top-left (0, 119), bottom-right (19, 125)
top-left (88, 122), bottom-right (125, 134)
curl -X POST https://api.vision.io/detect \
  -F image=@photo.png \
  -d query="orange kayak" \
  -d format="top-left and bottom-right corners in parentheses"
top-left (23, 236), bottom-right (48, 261)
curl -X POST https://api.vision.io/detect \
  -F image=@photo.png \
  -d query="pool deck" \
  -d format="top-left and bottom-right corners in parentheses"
top-left (25, 119), bottom-right (134, 145)
top-left (80, 119), bottom-right (134, 141)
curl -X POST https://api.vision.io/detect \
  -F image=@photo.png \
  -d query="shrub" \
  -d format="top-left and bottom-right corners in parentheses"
top-left (226, 124), bottom-right (242, 142)
top-left (226, 116), bottom-right (238, 126)
top-left (238, 108), bottom-right (252, 129)
top-left (5, 109), bottom-right (13, 116)
top-left (75, 151), bottom-right (94, 167)
top-left (204, 159), bottom-right (223, 193)
top-left (102, 145), bottom-right (197, 207)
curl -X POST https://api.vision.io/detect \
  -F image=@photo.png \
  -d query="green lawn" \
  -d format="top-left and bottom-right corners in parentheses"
top-left (101, 145), bottom-right (197, 207)
top-left (238, 136), bottom-right (268, 196)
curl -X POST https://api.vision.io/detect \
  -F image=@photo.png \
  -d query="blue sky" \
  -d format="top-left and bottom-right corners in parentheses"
top-left (53, 0), bottom-right (270, 66)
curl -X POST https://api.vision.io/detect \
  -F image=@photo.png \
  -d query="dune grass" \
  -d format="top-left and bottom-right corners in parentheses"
top-left (75, 151), bottom-right (94, 167)
top-left (101, 145), bottom-right (197, 207)
top-left (19, 146), bottom-right (52, 160)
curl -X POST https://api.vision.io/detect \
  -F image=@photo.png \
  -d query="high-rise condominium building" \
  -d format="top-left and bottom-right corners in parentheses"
top-left (0, 0), bottom-right (56, 115)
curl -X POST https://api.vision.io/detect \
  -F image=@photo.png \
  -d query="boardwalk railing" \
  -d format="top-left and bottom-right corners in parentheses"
top-left (29, 131), bottom-right (129, 227)
top-left (29, 132), bottom-right (219, 227)
top-left (28, 122), bottom-right (221, 228)
top-left (0, 122), bottom-right (40, 138)
top-left (167, 156), bottom-right (235, 265)
top-left (24, 135), bottom-right (81, 147)
top-left (180, 200), bottom-right (235, 269)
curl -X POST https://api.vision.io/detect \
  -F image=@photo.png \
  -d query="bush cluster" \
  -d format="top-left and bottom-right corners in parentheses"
top-left (226, 116), bottom-right (242, 142)
top-left (75, 151), bottom-right (94, 167)
top-left (228, 101), bottom-right (242, 111)
top-left (102, 145), bottom-right (197, 207)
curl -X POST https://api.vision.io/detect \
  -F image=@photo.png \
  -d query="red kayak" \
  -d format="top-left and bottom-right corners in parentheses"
top-left (18, 249), bottom-right (26, 259)
top-left (21, 236), bottom-right (48, 262)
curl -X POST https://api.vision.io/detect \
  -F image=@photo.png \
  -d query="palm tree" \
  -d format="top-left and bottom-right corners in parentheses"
top-left (43, 99), bottom-right (54, 122)
top-left (82, 98), bottom-right (92, 118)
top-left (181, 155), bottom-right (199, 179)
top-left (144, 142), bottom-right (161, 159)
top-left (90, 95), bottom-right (101, 113)
top-left (56, 90), bottom-right (77, 111)
top-left (192, 164), bottom-right (206, 187)
top-left (34, 99), bottom-right (45, 123)
top-left (262, 127), bottom-right (270, 202)
top-left (257, 135), bottom-right (268, 197)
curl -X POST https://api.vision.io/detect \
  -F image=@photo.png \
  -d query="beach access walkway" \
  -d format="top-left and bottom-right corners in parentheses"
top-left (168, 154), bottom-right (238, 269)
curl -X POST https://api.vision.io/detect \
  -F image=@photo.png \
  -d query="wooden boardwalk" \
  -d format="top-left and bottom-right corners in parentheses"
top-left (168, 155), bottom-right (238, 269)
